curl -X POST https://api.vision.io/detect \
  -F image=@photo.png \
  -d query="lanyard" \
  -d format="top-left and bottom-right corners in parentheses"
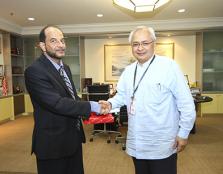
top-left (132, 55), bottom-right (155, 99)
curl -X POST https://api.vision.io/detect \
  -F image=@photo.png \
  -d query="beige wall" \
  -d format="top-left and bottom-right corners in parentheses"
top-left (85, 38), bottom-right (128, 85)
top-left (85, 35), bottom-right (196, 85)
top-left (157, 35), bottom-right (196, 83)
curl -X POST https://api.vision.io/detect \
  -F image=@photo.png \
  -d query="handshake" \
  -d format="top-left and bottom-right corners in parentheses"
top-left (98, 100), bottom-right (112, 115)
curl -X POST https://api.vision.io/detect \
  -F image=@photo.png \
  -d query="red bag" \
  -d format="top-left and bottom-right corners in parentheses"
top-left (83, 112), bottom-right (114, 124)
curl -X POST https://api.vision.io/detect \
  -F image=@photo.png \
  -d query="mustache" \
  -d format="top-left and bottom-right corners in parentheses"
top-left (55, 49), bottom-right (65, 51)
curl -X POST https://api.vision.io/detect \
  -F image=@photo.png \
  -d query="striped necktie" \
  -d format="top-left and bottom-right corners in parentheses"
top-left (59, 66), bottom-right (75, 99)
top-left (59, 66), bottom-right (80, 130)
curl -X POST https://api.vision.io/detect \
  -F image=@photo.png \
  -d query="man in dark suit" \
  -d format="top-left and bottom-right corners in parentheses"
top-left (25, 25), bottom-right (104, 174)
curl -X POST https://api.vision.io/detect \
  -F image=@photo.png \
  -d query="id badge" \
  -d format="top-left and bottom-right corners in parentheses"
top-left (129, 97), bottom-right (136, 115)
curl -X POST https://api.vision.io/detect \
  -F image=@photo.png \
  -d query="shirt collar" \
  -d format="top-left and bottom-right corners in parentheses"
top-left (137, 54), bottom-right (155, 68)
top-left (44, 52), bottom-right (64, 71)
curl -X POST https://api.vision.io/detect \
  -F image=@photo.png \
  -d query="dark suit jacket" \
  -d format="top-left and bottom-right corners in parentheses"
top-left (25, 54), bottom-right (91, 160)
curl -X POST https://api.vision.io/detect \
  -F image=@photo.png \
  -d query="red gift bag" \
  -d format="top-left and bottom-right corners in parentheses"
top-left (83, 112), bottom-right (114, 124)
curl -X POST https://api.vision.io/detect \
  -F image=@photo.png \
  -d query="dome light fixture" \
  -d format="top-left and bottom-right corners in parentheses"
top-left (27, 17), bottom-right (35, 21)
top-left (113, 0), bottom-right (170, 12)
top-left (97, 14), bottom-right (103, 17)
top-left (178, 9), bottom-right (186, 13)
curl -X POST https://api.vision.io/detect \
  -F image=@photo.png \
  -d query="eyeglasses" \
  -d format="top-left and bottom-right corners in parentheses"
top-left (132, 40), bottom-right (154, 48)
top-left (49, 38), bottom-right (65, 45)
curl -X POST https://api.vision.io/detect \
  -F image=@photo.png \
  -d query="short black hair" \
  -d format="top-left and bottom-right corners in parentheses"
top-left (39, 25), bottom-right (63, 42)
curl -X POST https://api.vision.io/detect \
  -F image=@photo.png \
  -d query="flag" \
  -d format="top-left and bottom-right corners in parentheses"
top-left (2, 76), bottom-right (8, 96)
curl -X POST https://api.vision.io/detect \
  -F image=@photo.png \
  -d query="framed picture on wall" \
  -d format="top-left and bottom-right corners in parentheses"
top-left (104, 44), bottom-right (134, 82)
top-left (155, 43), bottom-right (174, 59)
top-left (104, 43), bottom-right (174, 81)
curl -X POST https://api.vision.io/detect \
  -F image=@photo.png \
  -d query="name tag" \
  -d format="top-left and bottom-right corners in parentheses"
top-left (129, 97), bottom-right (136, 115)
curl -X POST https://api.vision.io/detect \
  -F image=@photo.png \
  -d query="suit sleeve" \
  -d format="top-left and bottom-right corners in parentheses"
top-left (25, 65), bottom-right (91, 118)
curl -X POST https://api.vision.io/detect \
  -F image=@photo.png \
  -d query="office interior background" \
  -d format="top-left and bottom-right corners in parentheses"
top-left (0, 0), bottom-right (223, 174)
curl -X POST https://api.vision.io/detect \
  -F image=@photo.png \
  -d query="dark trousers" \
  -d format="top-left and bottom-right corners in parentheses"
top-left (36, 145), bottom-right (84, 174)
top-left (132, 153), bottom-right (177, 174)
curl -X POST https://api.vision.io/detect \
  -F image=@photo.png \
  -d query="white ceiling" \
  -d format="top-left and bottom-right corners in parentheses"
top-left (0, 0), bottom-right (223, 35)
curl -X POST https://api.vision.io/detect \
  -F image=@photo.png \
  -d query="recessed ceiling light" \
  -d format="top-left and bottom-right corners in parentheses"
top-left (178, 9), bottom-right (185, 13)
top-left (97, 14), bottom-right (103, 17)
top-left (28, 17), bottom-right (35, 21)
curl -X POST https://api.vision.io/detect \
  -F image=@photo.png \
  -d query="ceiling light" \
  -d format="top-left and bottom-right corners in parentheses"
top-left (28, 17), bottom-right (35, 21)
top-left (177, 9), bottom-right (185, 13)
top-left (97, 14), bottom-right (103, 17)
top-left (113, 0), bottom-right (170, 12)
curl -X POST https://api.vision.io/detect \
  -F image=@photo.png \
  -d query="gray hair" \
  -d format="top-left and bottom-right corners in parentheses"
top-left (128, 26), bottom-right (156, 43)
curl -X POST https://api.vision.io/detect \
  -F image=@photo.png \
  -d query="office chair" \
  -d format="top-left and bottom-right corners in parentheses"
top-left (85, 84), bottom-right (121, 143)
top-left (115, 105), bottom-right (128, 150)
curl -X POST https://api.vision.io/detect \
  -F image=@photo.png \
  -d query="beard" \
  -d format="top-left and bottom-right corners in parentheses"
top-left (45, 49), bottom-right (65, 60)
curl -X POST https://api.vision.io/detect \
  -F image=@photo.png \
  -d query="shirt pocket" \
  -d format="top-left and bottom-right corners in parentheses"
top-left (143, 82), bottom-right (169, 105)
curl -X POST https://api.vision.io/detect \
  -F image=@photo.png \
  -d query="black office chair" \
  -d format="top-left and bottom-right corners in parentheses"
top-left (115, 105), bottom-right (128, 150)
top-left (86, 84), bottom-right (121, 143)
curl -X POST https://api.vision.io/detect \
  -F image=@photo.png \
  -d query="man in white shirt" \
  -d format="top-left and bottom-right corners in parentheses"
top-left (101, 26), bottom-right (196, 174)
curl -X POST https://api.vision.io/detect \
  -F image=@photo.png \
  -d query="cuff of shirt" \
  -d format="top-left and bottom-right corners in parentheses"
top-left (107, 99), bottom-right (114, 109)
top-left (177, 128), bottom-right (190, 139)
top-left (90, 101), bottom-right (100, 114)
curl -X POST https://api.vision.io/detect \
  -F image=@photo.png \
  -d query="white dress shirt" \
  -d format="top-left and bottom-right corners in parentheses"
top-left (108, 55), bottom-right (196, 160)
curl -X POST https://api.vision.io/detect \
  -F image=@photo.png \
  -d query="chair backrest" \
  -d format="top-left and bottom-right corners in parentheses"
top-left (119, 105), bottom-right (128, 125)
top-left (87, 84), bottom-right (109, 93)
top-left (87, 84), bottom-right (110, 102)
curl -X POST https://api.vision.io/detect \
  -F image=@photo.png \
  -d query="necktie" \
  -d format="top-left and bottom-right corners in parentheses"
top-left (59, 66), bottom-right (75, 99)
top-left (59, 66), bottom-right (80, 130)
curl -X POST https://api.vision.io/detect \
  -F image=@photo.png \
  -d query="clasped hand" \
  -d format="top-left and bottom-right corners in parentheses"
top-left (98, 100), bottom-right (111, 115)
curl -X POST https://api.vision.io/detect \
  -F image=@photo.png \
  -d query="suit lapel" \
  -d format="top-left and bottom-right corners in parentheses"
top-left (39, 55), bottom-right (74, 98)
